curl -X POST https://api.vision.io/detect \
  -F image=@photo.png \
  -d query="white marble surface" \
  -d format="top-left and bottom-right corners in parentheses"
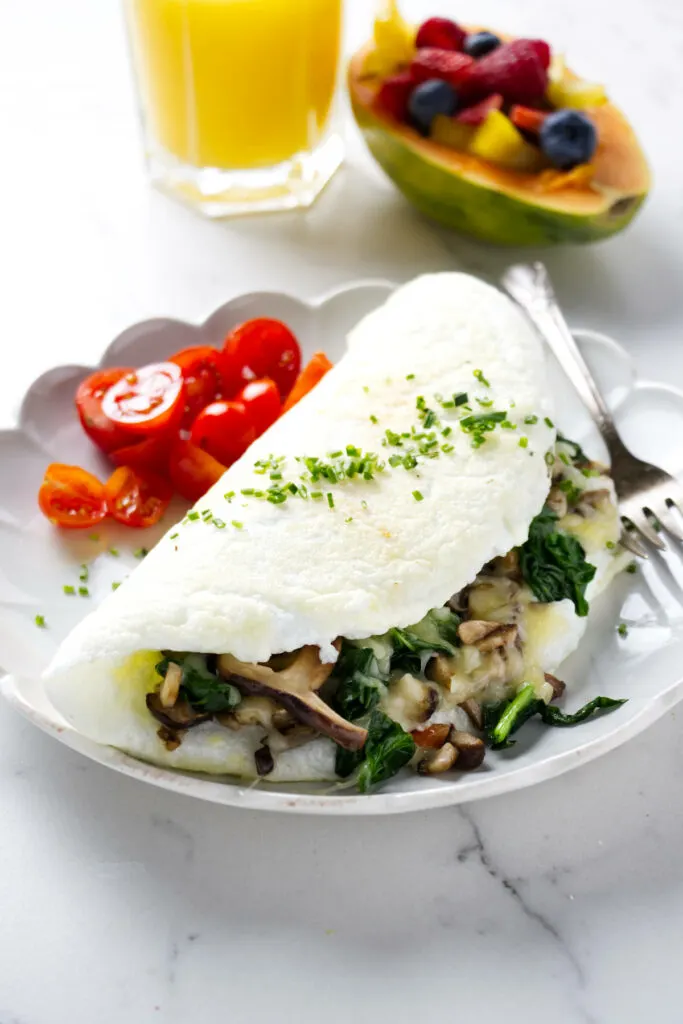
top-left (2, 0), bottom-right (683, 1020)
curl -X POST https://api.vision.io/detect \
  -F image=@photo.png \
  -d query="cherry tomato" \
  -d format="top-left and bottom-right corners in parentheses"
top-left (221, 318), bottom-right (301, 399)
top-left (38, 463), bottom-right (108, 530)
top-left (169, 438), bottom-right (228, 503)
top-left (235, 378), bottom-right (281, 435)
top-left (104, 466), bottom-right (173, 528)
top-left (100, 362), bottom-right (185, 437)
top-left (75, 368), bottom-right (134, 453)
top-left (190, 400), bottom-right (256, 468)
top-left (282, 351), bottom-right (333, 413)
top-left (170, 346), bottom-right (224, 427)
top-left (109, 433), bottom-right (172, 479)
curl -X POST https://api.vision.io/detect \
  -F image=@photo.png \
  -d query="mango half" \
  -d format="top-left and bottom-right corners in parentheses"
top-left (348, 45), bottom-right (650, 246)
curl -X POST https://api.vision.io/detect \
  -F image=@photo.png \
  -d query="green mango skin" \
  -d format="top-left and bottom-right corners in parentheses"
top-left (353, 106), bottom-right (647, 247)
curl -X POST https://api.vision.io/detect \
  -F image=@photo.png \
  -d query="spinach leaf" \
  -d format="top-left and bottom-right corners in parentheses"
top-left (335, 710), bottom-right (416, 791)
top-left (356, 711), bottom-right (416, 794)
top-left (484, 685), bottom-right (628, 748)
top-left (519, 510), bottom-right (596, 617)
top-left (159, 652), bottom-right (242, 714)
top-left (333, 644), bottom-right (386, 721)
top-left (484, 684), bottom-right (543, 749)
top-left (540, 696), bottom-right (627, 726)
top-left (556, 434), bottom-right (589, 466)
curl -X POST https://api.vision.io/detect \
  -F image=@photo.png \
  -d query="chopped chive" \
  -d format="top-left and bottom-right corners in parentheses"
top-left (412, 490), bottom-right (424, 502)
top-left (187, 511), bottom-right (200, 521)
top-left (544, 416), bottom-right (554, 429)
top-left (441, 443), bottom-right (454, 453)
top-left (108, 547), bottom-right (119, 557)
top-left (369, 414), bottom-right (378, 424)
top-left (329, 450), bottom-right (343, 459)
top-left (78, 586), bottom-right (89, 597)
top-left (231, 520), bottom-right (244, 530)
top-left (270, 471), bottom-right (283, 480)
top-left (213, 519), bottom-right (226, 528)
top-left (170, 532), bottom-right (178, 540)
top-left (63, 584), bottom-right (76, 595)
top-left (406, 373), bottom-right (415, 381)
top-left (476, 397), bottom-right (494, 408)
top-left (345, 516), bottom-right (353, 523)
top-left (454, 392), bottom-right (468, 407)
top-left (79, 564), bottom-right (89, 582)
top-left (606, 540), bottom-right (616, 550)
top-left (224, 491), bottom-right (235, 501)
top-left (327, 493), bottom-right (335, 509)
top-left (473, 369), bottom-right (490, 387)
top-left (441, 425), bottom-right (452, 437)
top-left (626, 562), bottom-right (637, 574)
top-left (34, 614), bottom-right (46, 628)
top-left (524, 414), bottom-right (538, 425)
top-left (518, 436), bottom-right (529, 449)
top-left (89, 533), bottom-right (100, 542)
top-left (617, 622), bottom-right (629, 638)
top-left (311, 491), bottom-right (323, 500)
top-left (501, 420), bottom-right (516, 430)
top-left (362, 386), bottom-right (369, 393)
top-left (559, 452), bottom-right (570, 466)
top-left (112, 581), bottom-right (121, 591)
top-left (545, 452), bottom-right (555, 466)
top-left (134, 548), bottom-right (148, 559)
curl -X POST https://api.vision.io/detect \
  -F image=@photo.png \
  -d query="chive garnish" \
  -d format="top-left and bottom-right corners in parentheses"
top-left (473, 369), bottom-right (490, 387)
top-left (78, 586), bottom-right (89, 597)
top-left (544, 417), bottom-right (554, 428)
top-left (112, 582), bottom-right (121, 591)
top-left (406, 373), bottom-right (415, 380)
top-left (231, 520), bottom-right (244, 529)
top-left (518, 436), bottom-right (529, 449)
top-left (524, 414), bottom-right (538, 425)
top-left (454, 392), bottom-right (468, 406)
top-left (108, 547), bottom-right (119, 557)
top-left (63, 585), bottom-right (75, 595)
top-left (134, 548), bottom-right (148, 559)
top-left (617, 623), bottom-right (628, 638)
top-left (327, 493), bottom-right (335, 509)
top-left (412, 490), bottom-right (424, 502)
top-left (79, 564), bottom-right (89, 582)
top-left (35, 614), bottom-right (46, 628)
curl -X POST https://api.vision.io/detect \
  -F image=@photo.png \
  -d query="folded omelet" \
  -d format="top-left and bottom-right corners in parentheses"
top-left (45, 274), bottom-right (627, 790)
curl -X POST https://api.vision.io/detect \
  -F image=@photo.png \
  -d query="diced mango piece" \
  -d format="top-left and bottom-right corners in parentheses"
top-left (535, 164), bottom-right (596, 193)
top-left (430, 115), bottom-right (475, 151)
top-left (547, 55), bottom-right (608, 109)
top-left (469, 110), bottom-right (547, 172)
top-left (362, 0), bottom-right (415, 77)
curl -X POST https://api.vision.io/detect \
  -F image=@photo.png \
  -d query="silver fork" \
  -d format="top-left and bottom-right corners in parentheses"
top-left (501, 261), bottom-right (683, 558)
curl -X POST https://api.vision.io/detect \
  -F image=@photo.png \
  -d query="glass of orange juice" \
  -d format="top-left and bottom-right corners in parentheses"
top-left (124, 0), bottom-right (344, 216)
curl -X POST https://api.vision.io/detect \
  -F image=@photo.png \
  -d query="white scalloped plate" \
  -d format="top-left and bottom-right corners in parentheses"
top-left (2, 281), bottom-right (683, 815)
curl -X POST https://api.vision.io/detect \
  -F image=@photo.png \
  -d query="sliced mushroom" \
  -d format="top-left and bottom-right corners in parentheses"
top-left (449, 730), bottom-right (485, 770)
top-left (157, 725), bottom-right (183, 751)
top-left (411, 723), bottom-right (451, 748)
top-left (159, 662), bottom-right (182, 708)
top-left (459, 698), bottom-right (483, 731)
top-left (418, 742), bottom-right (458, 775)
top-left (458, 620), bottom-right (518, 652)
top-left (426, 655), bottom-right (455, 687)
top-left (146, 692), bottom-right (211, 731)
top-left (254, 742), bottom-right (275, 777)
top-left (546, 485), bottom-right (568, 519)
top-left (218, 646), bottom-right (367, 751)
top-left (492, 549), bottom-right (521, 579)
top-left (577, 488), bottom-right (611, 516)
top-left (544, 672), bottom-right (566, 700)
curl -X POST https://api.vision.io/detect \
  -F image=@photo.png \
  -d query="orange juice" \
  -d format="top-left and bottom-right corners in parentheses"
top-left (126, 0), bottom-right (342, 171)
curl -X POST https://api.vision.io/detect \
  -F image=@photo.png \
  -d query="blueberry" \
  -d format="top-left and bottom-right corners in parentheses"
top-left (408, 79), bottom-right (458, 136)
top-left (539, 110), bottom-right (597, 170)
top-left (463, 31), bottom-right (501, 58)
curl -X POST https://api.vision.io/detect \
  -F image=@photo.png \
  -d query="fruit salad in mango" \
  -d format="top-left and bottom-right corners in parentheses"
top-left (349, 2), bottom-right (649, 244)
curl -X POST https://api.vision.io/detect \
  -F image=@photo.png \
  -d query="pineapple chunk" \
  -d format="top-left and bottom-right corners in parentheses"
top-left (362, 0), bottom-right (415, 78)
top-left (430, 115), bottom-right (475, 151)
top-left (469, 111), bottom-right (547, 172)
top-left (547, 55), bottom-right (608, 109)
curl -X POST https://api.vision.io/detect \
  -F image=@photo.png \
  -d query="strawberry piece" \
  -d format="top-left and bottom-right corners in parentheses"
top-left (510, 104), bottom-right (547, 134)
top-left (461, 39), bottom-right (548, 105)
top-left (456, 93), bottom-right (503, 126)
top-left (410, 48), bottom-right (475, 89)
top-left (528, 39), bottom-right (551, 70)
top-left (415, 17), bottom-right (466, 52)
top-left (375, 72), bottom-right (414, 122)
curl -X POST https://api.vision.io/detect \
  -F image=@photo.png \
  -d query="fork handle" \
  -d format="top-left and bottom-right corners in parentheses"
top-left (502, 262), bottom-right (624, 458)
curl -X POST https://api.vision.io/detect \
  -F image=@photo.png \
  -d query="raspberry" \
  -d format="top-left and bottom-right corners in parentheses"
top-left (461, 39), bottom-right (548, 105)
top-left (456, 93), bottom-right (503, 126)
top-left (375, 72), bottom-right (414, 122)
top-left (415, 17), bottom-right (466, 52)
top-left (528, 39), bottom-right (551, 70)
top-left (410, 48), bottom-right (474, 89)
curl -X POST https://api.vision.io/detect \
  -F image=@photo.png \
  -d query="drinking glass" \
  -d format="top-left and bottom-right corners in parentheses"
top-left (124, 0), bottom-right (344, 216)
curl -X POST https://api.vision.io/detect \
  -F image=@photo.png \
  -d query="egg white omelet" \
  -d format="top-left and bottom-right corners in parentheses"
top-left (44, 274), bottom-right (628, 789)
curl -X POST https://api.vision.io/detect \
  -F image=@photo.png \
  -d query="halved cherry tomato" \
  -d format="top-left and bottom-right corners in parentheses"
top-left (170, 346), bottom-right (224, 428)
top-left (282, 352), bottom-right (333, 413)
top-left (169, 438), bottom-right (228, 503)
top-left (109, 433), bottom-right (172, 479)
top-left (38, 463), bottom-right (108, 530)
top-left (75, 368), bottom-right (134, 453)
top-left (104, 466), bottom-right (173, 528)
top-left (190, 400), bottom-right (256, 468)
top-left (101, 362), bottom-right (185, 437)
top-left (221, 318), bottom-right (301, 399)
top-left (235, 378), bottom-right (281, 435)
